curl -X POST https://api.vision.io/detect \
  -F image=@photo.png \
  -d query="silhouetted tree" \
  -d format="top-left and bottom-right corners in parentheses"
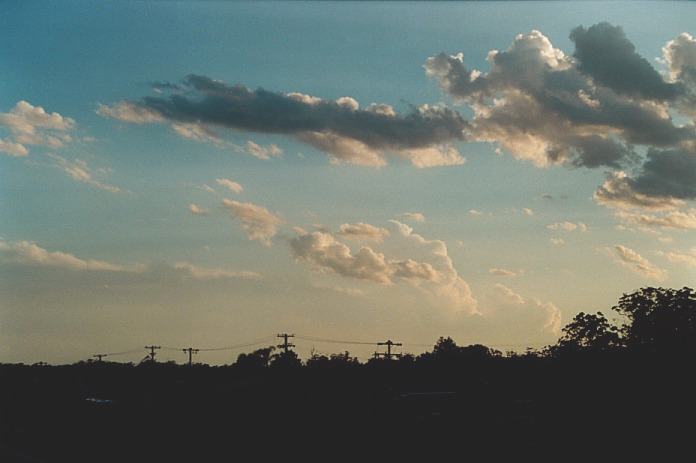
top-left (270, 350), bottom-right (302, 369)
top-left (614, 287), bottom-right (696, 355)
top-left (552, 311), bottom-right (623, 355)
top-left (234, 346), bottom-right (275, 370)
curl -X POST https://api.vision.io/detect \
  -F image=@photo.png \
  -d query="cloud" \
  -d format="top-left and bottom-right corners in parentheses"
top-left (172, 262), bottom-right (261, 280)
top-left (189, 203), bottom-right (209, 216)
top-left (550, 238), bottom-right (565, 246)
top-left (522, 208), bottom-right (534, 216)
top-left (426, 24), bottom-right (695, 171)
top-left (336, 222), bottom-right (390, 242)
top-left (47, 153), bottom-right (121, 193)
top-left (488, 284), bottom-right (562, 335)
top-left (243, 140), bottom-right (282, 160)
top-left (615, 208), bottom-right (696, 230)
top-left (546, 221), bottom-right (588, 232)
top-left (171, 122), bottom-right (222, 145)
top-left (426, 23), bottom-right (696, 211)
top-left (607, 244), bottom-right (667, 281)
top-left (468, 209), bottom-right (484, 216)
top-left (489, 268), bottom-right (519, 277)
top-left (289, 220), bottom-right (477, 313)
top-left (0, 101), bottom-right (75, 156)
top-left (98, 75), bottom-right (468, 168)
top-left (96, 101), bottom-right (164, 124)
top-left (222, 199), bottom-right (283, 246)
top-left (0, 138), bottom-right (28, 157)
top-left (397, 212), bottom-right (425, 223)
top-left (0, 239), bottom-right (134, 273)
top-left (0, 239), bottom-right (260, 283)
top-left (216, 178), bottom-right (243, 194)
top-left (593, 171), bottom-right (685, 211)
top-left (658, 247), bottom-right (696, 267)
top-left (570, 23), bottom-right (682, 101)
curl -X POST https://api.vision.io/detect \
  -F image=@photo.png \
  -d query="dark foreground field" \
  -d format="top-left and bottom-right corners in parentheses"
top-left (2, 287), bottom-right (695, 461)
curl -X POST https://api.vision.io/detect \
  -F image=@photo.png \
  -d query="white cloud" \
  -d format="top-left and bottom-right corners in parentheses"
top-left (244, 141), bottom-right (283, 160)
top-left (173, 262), bottom-right (261, 280)
top-left (550, 238), bottom-right (565, 246)
top-left (47, 153), bottom-right (121, 193)
top-left (336, 222), bottom-right (390, 242)
top-left (289, 221), bottom-right (477, 314)
top-left (189, 203), bottom-right (209, 216)
top-left (615, 209), bottom-right (696, 230)
top-left (216, 178), bottom-right (243, 194)
top-left (0, 239), bottom-right (134, 273)
top-left (489, 268), bottom-right (519, 277)
top-left (97, 102), bottom-right (164, 124)
top-left (488, 284), bottom-right (562, 335)
top-left (222, 199), bottom-right (283, 246)
top-left (0, 101), bottom-right (75, 156)
top-left (546, 221), bottom-right (588, 232)
top-left (607, 244), bottom-right (668, 281)
top-left (522, 208), bottom-right (534, 216)
top-left (171, 123), bottom-right (222, 145)
top-left (468, 209), bottom-right (484, 216)
top-left (658, 247), bottom-right (696, 267)
top-left (398, 212), bottom-right (425, 223)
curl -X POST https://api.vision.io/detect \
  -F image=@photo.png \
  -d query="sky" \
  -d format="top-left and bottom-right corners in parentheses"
top-left (1, 1), bottom-right (695, 364)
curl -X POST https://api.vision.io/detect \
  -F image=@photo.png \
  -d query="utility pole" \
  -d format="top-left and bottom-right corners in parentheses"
top-left (182, 347), bottom-right (199, 366)
top-left (93, 354), bottom-right (107, 362)
top-left (375, 339), bottom-right (403, 360)
top-left (144, 345), bottom-right (161, 362)
top-left (276, 333), bottom-right (295, 353)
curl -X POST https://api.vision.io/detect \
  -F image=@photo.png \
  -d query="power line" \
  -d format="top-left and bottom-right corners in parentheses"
top-left (182, 347), bottom-right (199, 366)
top-left (144, 345), bottom-right (161, 363)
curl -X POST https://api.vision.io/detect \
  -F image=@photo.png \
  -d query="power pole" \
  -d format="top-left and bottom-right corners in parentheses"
top-left (375, 339), bottom-right (403, 360)
top-left (182, 347), bottom-right (199, 366)
top-left (144, 345), bottom-right (161, 362)
top-left (276, 333), bottom-right (295, 353)
top-left (93, 354), bottom-right (107, 362)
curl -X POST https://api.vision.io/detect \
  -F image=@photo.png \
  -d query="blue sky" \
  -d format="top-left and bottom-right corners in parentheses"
top-left (1, 1), bottom-right (695, 364)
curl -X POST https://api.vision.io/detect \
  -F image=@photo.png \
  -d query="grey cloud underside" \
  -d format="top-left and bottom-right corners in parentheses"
top-left (571, 23), bottom-right (683, 101)
top-left (138, 75), bottom-right (469, 152)
top-left (631, 149), bottom-right (696, 200)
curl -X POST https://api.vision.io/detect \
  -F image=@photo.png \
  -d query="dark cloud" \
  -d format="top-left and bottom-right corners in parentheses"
top-left (571, 23), bottom-right (682, 101)
top-left (102, 75), bottom-right (469, 167)
top-left (632, 148), bottom-right (696, 200)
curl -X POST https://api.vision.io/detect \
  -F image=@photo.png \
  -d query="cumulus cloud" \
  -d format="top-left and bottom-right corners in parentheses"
top-left (550, 238), bottom-right (565, 246)
top-left (216, 178), bottom-right (243, 194)
top-left (336, 222), bottom-right (390, 242)
top-left (47, 153), bottom-right (121, 193)
top-left (468, 209), bottom-right (484, 216)
top-left (289, 220), bottom-right (477, 313)
top-left (607, 244), bottom-right (667, 281)
top-left (98, 75), bottom-right (468, 168)
top-left (546, 221), bottom-right (588, 232)
top-left (222, 199), bottom-right (283, 246)
top-left (489, 268), bottom-right (519, 277)
top-left (0, 101), bottom-right (75, 156)
top-left (397, 212), bottom-right (425, 223)
top-left (426, 23), bottom-right (696, 214)
top-left (426, 24), bottom-right (695, 170)
top-left (522, 208), bottom-right (534, 216)
top-left (189, 203), bottom-right (209, 216)
top-left (488, 284), bottom-right (562, 335)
